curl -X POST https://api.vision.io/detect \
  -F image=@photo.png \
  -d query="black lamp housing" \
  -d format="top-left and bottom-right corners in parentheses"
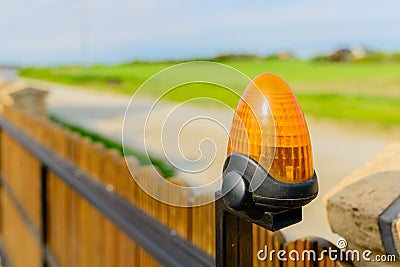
top-left (221, 153), bottom-right (318, 231)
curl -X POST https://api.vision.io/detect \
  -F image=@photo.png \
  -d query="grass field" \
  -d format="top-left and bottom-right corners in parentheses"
top-left (21, 59), bottom-right (400, 126)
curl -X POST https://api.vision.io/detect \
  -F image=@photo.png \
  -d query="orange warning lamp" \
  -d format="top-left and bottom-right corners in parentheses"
top-left (221, 73), bottom-right (318, 230)
top-left (228, 73), bottom-right (314, 183)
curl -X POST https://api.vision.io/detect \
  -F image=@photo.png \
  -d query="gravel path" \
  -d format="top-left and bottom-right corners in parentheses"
top-left (24, 78), bottom-right (399, 243)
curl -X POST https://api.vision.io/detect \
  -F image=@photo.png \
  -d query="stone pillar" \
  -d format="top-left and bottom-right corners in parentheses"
top-left (325, 142), bottom-right (400, 266)
top-left (1, 82), bottom-right (48, 117)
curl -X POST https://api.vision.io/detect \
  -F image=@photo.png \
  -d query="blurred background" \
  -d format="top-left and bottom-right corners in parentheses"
top-left (1, 0), bottom-right (400, 242)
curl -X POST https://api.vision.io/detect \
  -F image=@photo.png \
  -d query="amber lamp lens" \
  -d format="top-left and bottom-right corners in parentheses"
top-left (227, 73), bottom-right (313, 183)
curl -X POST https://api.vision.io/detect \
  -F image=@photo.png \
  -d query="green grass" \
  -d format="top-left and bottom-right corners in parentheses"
top-left (297, 93), bottom-right (400, 126)
top-left (22, 59), bottom-right (400, 87)
top-left (22, 59), bottom-right (400, 126)
top-left (49, 114), bottom-right (175, 178)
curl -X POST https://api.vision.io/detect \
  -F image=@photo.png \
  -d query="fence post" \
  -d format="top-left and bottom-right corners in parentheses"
top-left (215, 191), bottom-right (252, 267)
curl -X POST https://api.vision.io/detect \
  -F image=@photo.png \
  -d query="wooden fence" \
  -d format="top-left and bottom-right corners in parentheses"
top-left (0, 105), bottom-right (352, 267)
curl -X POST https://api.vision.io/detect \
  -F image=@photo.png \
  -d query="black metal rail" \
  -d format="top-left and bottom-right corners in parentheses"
top-left (0, 115), bottom-right (214, 267)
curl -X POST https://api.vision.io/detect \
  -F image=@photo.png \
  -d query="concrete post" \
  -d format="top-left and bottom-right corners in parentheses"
top-left (0, 81), bottom-right (48, 117)
top-left (325, 142), bottom-right (400, 266)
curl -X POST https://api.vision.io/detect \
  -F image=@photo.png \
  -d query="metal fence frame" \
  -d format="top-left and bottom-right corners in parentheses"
top-left (0, 114), bottom-right (214, 267)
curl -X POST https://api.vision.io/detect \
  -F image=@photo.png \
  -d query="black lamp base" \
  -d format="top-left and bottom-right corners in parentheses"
top-left (215, 191), bottom-right (302, 267)
top-left (216, 190), bottom-right (302, 232)
top-left (232, 206), bottom-right (302, 232)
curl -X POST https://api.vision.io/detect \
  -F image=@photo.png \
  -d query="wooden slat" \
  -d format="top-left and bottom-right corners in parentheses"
top-left (191, 195), bottom-right (215, 256)
top-left (101, 149), bottom-right (121, 267)
top-left (88, 142), bottom-right (106, 267)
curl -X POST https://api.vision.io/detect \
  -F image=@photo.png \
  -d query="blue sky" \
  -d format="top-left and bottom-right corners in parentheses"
top-left (1, 0), bottom-right (400, 65)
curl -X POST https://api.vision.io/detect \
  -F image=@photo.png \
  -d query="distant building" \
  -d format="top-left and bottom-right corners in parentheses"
top-left (328, 45), bottom-right (369, 62)
top-left (329, 49), bottom-right (352, 62)
top-left (0, 66), bottom-right (19, 82)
